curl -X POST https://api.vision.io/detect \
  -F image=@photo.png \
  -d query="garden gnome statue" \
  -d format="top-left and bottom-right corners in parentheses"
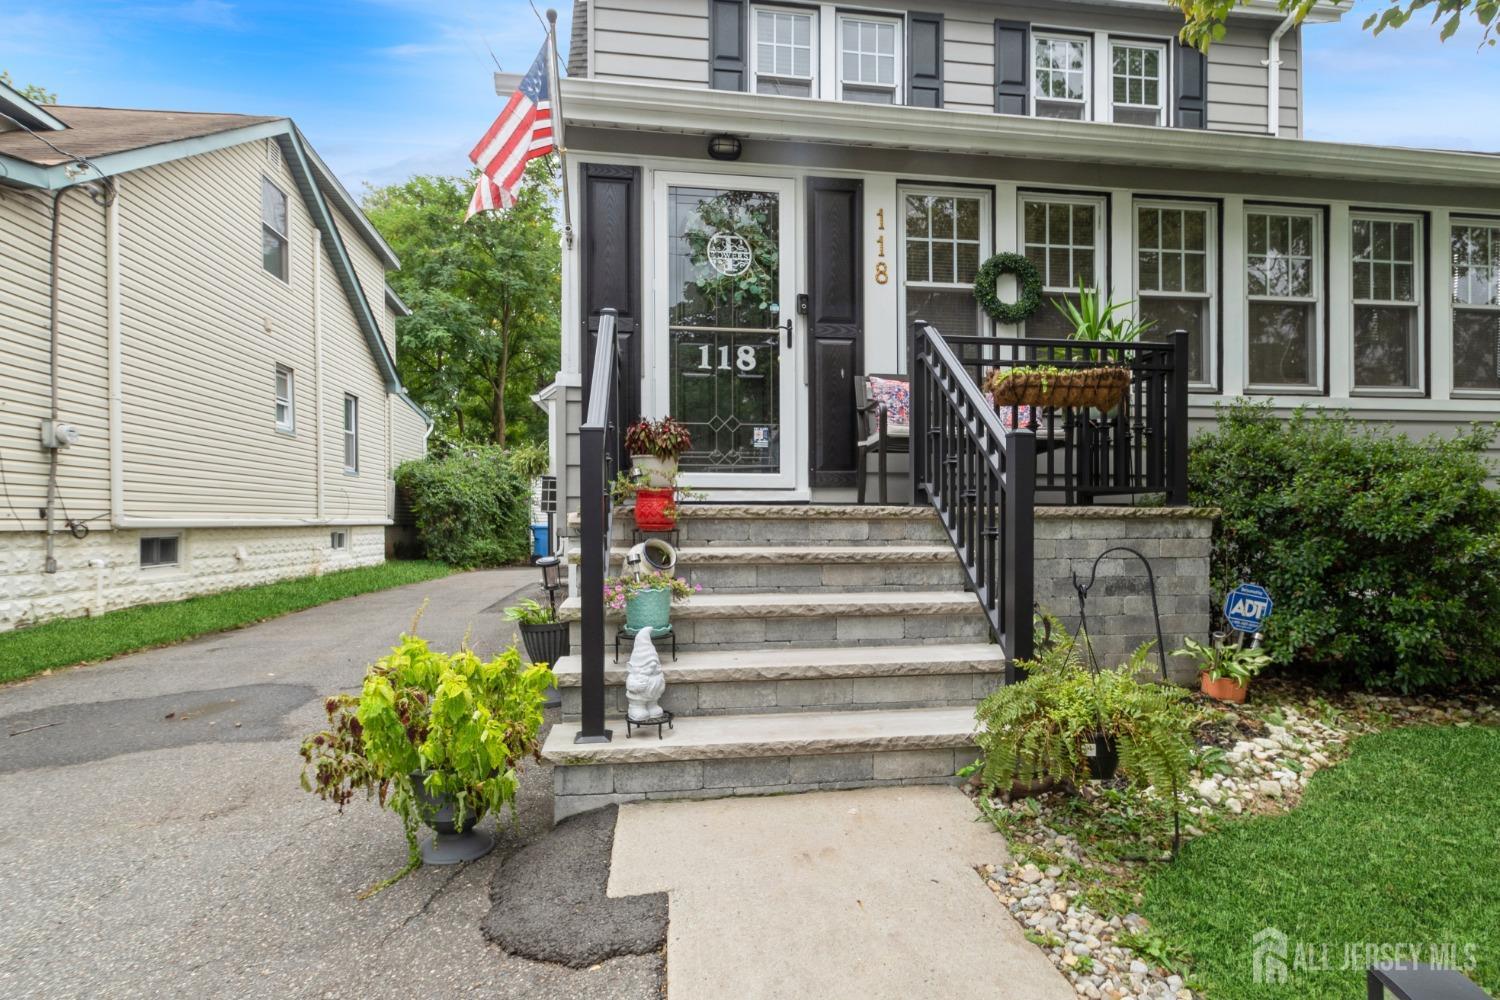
top-left (625, 627), bottom-right (667, 722)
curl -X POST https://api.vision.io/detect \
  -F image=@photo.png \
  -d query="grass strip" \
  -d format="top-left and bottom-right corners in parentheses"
top-left (0, 560), bottom-right (454, 684)
top-left (1141, 725), bottom-right (1499, 998)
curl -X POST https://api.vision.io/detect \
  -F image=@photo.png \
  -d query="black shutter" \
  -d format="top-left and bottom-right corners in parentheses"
top-left (993, 20), bottom-right (1030, 115)
top-left (580, 164), bottom-right (641, 430)
top-left (1175, 42), bottom-right (1208, 129)
top-left (806, 178), bottom-right (863, 488)
top-left (710, 0), bottom-right (748, 92)
top-left (907, 13), bottom-right (944, 108)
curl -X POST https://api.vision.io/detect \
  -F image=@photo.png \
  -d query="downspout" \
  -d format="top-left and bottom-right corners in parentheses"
top-left (44, 189), bottom-right (65, 573)
top-left (107, 180), bottom-right (124, 528)
top-left (1264, 12), bottom-right (1297, 137)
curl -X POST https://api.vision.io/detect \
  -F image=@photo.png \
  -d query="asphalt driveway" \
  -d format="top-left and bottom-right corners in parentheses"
top-left (0, 568), bottom-right (662, 1000)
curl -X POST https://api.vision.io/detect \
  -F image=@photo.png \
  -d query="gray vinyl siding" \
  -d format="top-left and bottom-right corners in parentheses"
top-left (568, 0), bottom-right (590, 78)
top-left (591, 0), bottom-right (709, 86)
top-left (0, 186), bottom-right (112, 530)
top-left (587, 0), bottom-right (1299, 134)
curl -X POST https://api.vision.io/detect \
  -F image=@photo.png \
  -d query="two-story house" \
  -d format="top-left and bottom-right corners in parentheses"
top-left (0, 82), bottom-right (431, 631)
top-left (541, 0), bottom-right (1500, 510)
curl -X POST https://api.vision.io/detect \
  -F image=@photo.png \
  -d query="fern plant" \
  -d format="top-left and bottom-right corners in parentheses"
top-left (974, 631), bottom-right (1193, 796)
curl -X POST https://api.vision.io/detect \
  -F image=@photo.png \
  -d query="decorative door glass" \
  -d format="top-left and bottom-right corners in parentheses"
top-left (666, 186), bottom-right (783, 474)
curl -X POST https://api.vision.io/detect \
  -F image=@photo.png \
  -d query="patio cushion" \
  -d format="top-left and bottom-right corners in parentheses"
top-left (996, 404), bottom-right (1034, 431)
top-left (866, 375), bottom-right (910, 430)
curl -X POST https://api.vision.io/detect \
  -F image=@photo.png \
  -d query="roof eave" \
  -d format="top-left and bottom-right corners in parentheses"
top-left (560, 79), bottom-right (1500, 189)
top-left (0, 80), bottom-right (68, 132)
top-left (299, 132), bottom-right (401, 270)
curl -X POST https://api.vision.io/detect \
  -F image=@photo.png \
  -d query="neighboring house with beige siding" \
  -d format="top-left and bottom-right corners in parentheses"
top-left (0, 84), bottom-right (430, 630)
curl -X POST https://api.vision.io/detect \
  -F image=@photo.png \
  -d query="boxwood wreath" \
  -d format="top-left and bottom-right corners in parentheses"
top-left (974, 252), bottom-right (1044, 325)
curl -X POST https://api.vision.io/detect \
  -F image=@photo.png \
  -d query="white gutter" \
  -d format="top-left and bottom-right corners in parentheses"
top-left (106, 179), bottom-right (125, 527)
top-left (1264, 12), bottom-right (1297, 137)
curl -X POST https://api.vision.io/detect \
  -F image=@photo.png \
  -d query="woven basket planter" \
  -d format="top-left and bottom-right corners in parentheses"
top-left (987, 366), bottom-right (1131, 411)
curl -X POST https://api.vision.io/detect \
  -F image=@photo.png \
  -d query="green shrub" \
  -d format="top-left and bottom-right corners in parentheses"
top-left (394, 445), bottom-right (544, 567)
top-left (1188, 402), bottom-right (1500, 690)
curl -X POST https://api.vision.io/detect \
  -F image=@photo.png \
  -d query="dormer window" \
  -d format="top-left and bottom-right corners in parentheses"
top-left (1032, 34), bottom-right (1090, 120)
top-left (1110, 41), bottom-right (1166, 126)
top-left (753, 7), bottom-right (816, 98)
top-left (838, 15), bottom-right (901, 104)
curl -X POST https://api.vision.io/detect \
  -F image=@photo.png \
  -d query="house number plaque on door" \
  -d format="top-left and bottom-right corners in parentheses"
top-left (874, 207), bottom-right (889, 284)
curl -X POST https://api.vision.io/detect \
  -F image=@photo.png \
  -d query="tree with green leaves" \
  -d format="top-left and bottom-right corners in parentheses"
top-left (1, 70), bottom-right (57, 104)
top-left (363, 163), bottom-right (560, 447)
top-left (1168, 0), bottom-right (1498, 50)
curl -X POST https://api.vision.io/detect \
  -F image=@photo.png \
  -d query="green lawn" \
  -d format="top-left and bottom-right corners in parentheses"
top-left (0, 560), bottom-right (454, 684)
top-left (1142, 725), bottom-right (1499, 999)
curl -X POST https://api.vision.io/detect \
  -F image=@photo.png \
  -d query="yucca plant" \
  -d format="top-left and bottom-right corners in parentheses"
top-left (1052, 280), bottom-right (1156, 363)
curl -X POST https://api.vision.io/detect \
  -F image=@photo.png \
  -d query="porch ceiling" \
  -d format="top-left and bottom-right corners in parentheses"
top-left (560, 79), bottom-right (1500, 190)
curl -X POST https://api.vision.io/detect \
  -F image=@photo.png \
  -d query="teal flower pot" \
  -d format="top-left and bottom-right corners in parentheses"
top-left (625, 587), bottom-right (672, 632)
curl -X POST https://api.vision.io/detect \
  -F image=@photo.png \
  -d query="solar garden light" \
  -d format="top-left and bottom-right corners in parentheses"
top-left (536, 555), bottom-right (562, 615)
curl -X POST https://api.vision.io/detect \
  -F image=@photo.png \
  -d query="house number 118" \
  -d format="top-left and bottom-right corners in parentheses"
top-left (874, 207), bottom-right (889, 284)
top-left (697, 344), bottom-right (758, 372)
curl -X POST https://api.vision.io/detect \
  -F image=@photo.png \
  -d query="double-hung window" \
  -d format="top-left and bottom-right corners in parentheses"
top-left (1451, 220), bottom-right (1500, 393)
top-left (1136, 202), bottom-right (1216, 386)
top-left (1351, 214), bottom-right (1423, 392)
top-left (1110, 41), bottom-right (1166, 125)
top-left (1033, 34), bottom-right (1090, 120)
top-left (753, 6), bottom-right (816, 97)
top-left (838, 14), bottom-right (900, 104)
top-left (1245, 208), bottom-right (1322, 390)
top-left (900, 189), bottom-right (990, 367)
top-left (1021, 193), bottom-right (1105, 338)
top-left (274, 365), bottom-right (295, 433)
top-left (261, 177), bottom-right (289, 281)
top-left (343, 394), bottom-right (359, 474)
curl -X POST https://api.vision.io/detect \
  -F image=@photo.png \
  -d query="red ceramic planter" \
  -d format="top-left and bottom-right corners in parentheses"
top-left (634, 488), bottom-right (677, 532)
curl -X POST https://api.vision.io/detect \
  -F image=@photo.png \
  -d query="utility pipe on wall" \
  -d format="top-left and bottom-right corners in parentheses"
top-left (1264, 12), bottom-right (1297, 137)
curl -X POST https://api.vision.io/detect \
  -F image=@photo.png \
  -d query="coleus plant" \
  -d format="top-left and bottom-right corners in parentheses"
top-left (624, 417), bottom-right (693, 461)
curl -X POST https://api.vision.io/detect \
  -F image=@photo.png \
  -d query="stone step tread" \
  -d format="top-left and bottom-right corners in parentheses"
top-left (550, 642), bottom-right (1002, 687)
top-left (568, 503), bottom-right (935, 529)
top-left (569, 544), bottom-right (959, 565)
top-left (559, 590), bottom-right (985, 622)
top-left (542, 705), bottom-right (979, 766)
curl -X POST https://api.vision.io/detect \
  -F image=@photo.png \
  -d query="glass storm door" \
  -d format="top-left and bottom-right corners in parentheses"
top-left (655, 174), bottom-right (797, 490)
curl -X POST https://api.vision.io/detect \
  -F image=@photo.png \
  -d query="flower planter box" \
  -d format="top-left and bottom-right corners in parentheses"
top-left (624, 587), bottom-right (672, 633)
top-left (988, 366), bottom-right (1131, 411)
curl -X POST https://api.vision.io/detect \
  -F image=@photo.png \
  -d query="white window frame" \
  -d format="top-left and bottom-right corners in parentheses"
top-left (261, 176), bottom-right (289, 283)
top-left (1350, 211), bottom-right (1424, 396)
top-left (897, 185), bottom-right (993, 372)
top-left (343, 394), bottom-right (359, 475)
top-left (1449, 217), bottom-right (1500, 398)
top-left (1031, 32), bottom-right (1092, 121)
top-left (836, 12), bottom-right (902, 104)
top-left (1019, 192), bottom-right (1108, 336)
top-left (1134, 199), bottom-right (1218, 390)
top-left (752, 5), bottom-right (818, 98)
top-left (275, 365), bottom-right (295, 433)
top-left (139, 533), bottom-right (182, 570)
top-left (1244, 205), bottom-right (1324, 394)
top-left (1108, 39), bottom-right (1167, 126)
top-left (330, 529), bottom-right (348, 551)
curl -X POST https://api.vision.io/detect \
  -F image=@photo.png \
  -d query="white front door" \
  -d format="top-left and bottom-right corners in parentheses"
top-left (651, 172), bottom-right (800, 492)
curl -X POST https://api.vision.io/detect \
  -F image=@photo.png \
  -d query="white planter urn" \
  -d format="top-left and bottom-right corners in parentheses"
top-left (630, 454), bottom-right (678, 488)
top-left (625, 626), bottom-right (667, 722)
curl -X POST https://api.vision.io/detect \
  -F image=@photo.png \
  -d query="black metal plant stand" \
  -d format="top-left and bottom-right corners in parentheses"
top-left (625, 710), bottom-right (674, 740)
top-left (615, 624), bottom-right (677, 663)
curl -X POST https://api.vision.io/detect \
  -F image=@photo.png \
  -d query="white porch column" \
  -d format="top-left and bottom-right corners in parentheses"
top-left (1220, 196), bottom-right (1246, 397)
top-left (1327, 203), bottom-right (1353, 399)
top-left (1429, 209), bottom-right (1454, 401)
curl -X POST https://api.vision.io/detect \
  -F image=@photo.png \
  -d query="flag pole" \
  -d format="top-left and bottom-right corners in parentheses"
top-left (546, 8), bottom-right (574, 249)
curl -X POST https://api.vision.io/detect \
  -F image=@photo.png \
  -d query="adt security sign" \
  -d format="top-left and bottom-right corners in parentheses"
top-left (1224, 584), bottom-right (1273, 634)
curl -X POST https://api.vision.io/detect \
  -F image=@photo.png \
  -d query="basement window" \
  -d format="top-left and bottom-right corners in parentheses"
top-left (140, 535), bottom-right (180, 568)
top-left (330, 530), bottom-right (347, 551)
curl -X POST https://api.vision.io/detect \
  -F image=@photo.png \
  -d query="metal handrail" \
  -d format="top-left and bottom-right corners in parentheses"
top-left (576, 307), bottom-right (622, 744)
top-left (911, 320), bottom-right (1036, 679)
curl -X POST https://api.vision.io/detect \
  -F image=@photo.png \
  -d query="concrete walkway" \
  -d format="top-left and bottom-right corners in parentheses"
top-left (609, 785), bottom-right (1075, 1000)
top-left (0, 568), bottom-right (661, 1000)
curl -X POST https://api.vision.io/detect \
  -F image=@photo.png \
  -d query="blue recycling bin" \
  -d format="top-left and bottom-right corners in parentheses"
top-left (530, 524), bottom-right (549, 558)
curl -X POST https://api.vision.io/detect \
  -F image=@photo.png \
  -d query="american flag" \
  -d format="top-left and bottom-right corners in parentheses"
top-left (467, 43), bottom-right (554, 218)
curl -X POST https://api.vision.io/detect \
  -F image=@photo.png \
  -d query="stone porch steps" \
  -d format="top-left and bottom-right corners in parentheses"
top-left (592, 544), bottom-right (968, 593)
top-left (551, 642), bottom-right (1003, 718)
top-left (603, 503), bottom-right (948, 546)
top-left (541, 705), bottom-right (983, 820)
top-left (561, 590), bottom-right (991, 651)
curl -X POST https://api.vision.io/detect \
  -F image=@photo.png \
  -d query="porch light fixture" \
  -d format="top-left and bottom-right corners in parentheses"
top-left (707, 134), bottom-right (742, 161)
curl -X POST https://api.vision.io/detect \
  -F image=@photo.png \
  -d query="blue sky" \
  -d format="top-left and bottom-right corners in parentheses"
top-left (4, 0), bottom-right (1498, 195)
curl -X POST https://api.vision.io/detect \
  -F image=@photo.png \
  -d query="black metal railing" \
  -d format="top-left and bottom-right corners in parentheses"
top-left (932, 330), bottom-right (1190, 505)
top-left (576, 307), bottom-right (624, 744)
top-left (911, 322), bottom-right (1036, 679)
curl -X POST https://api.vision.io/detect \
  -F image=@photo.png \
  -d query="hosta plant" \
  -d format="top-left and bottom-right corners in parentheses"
top-left (299, 632), bottom-right (554, 881)
top-left (974, 631), bottom-right (1193, 797)
top-left (1174, 635), bottom-right (1271, 685)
